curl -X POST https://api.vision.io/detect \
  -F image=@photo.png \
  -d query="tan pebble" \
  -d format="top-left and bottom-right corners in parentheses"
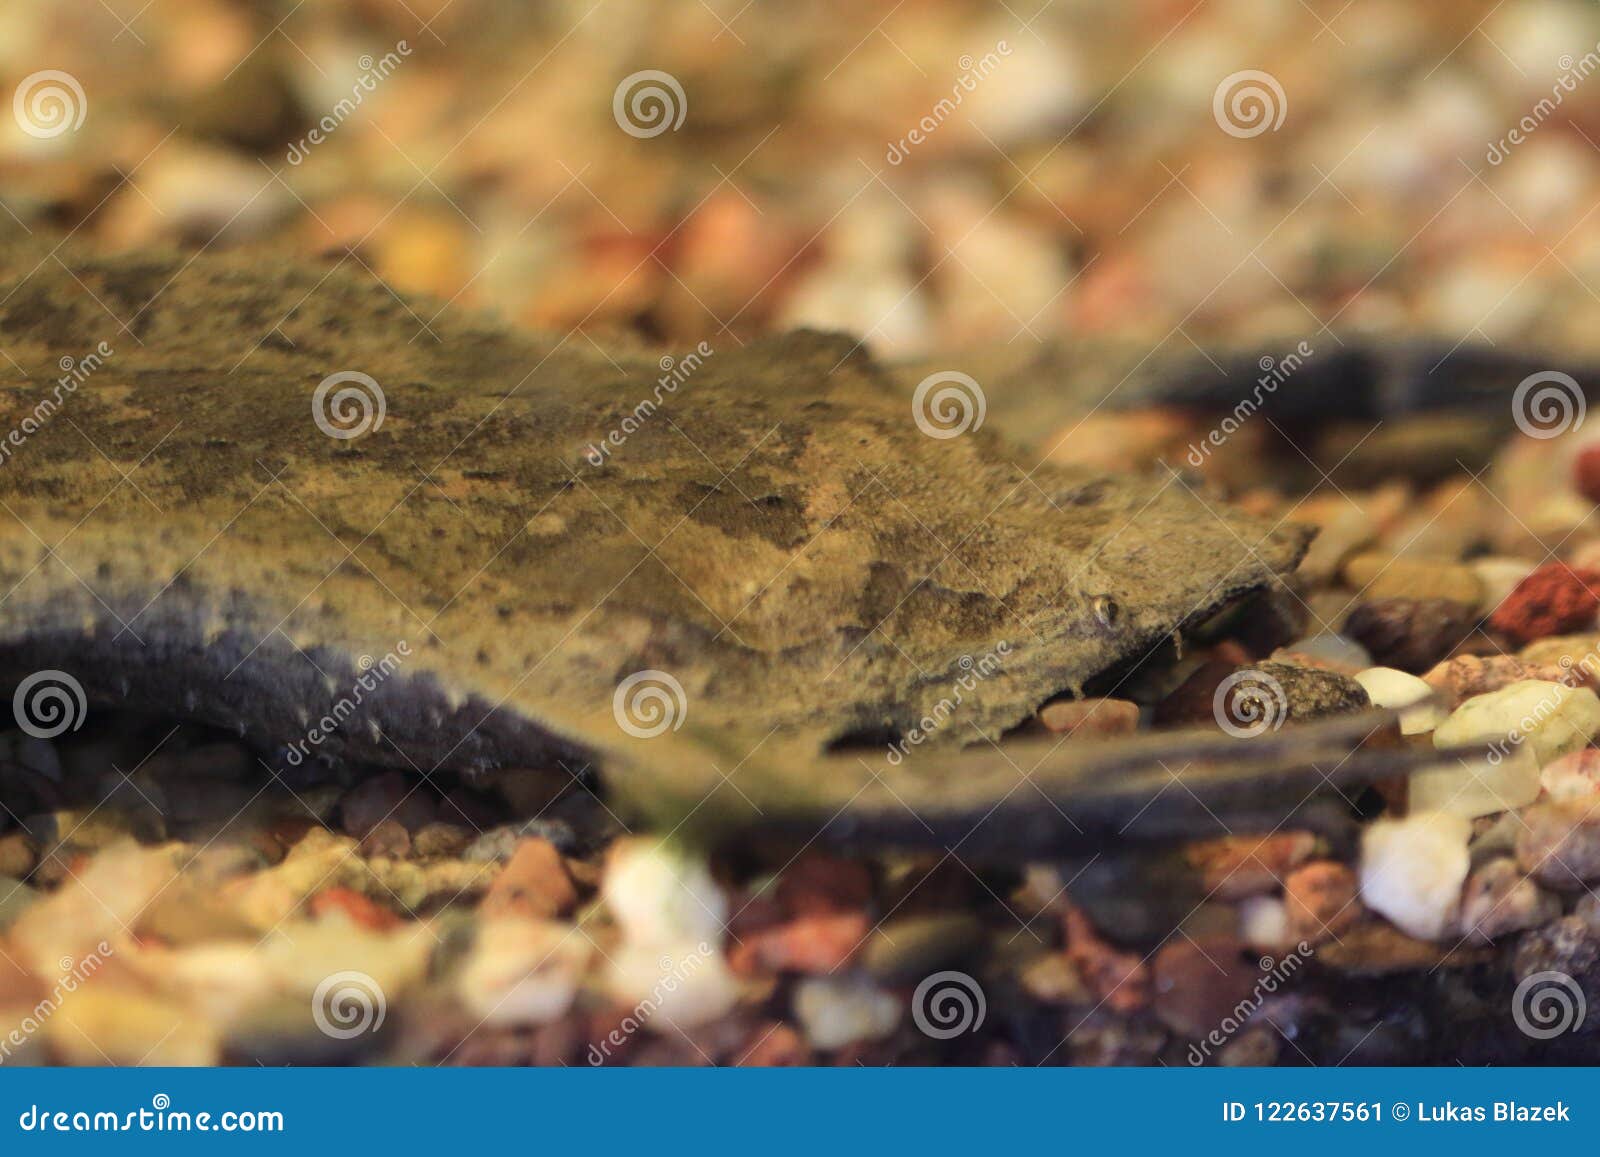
top-left (1037, 697), bottom-right (1139, 738)
top-left (481, 838), bottom-right (578, 920)
top-left (1519, 634), bottom-right (1600, 683)
top-left (1218, 1025), bottom-right (1281, 1066)
top-left (1018, 952), bottom-right (1092, 1006)
top-left (1342, 553), bottom-right (1483, 606)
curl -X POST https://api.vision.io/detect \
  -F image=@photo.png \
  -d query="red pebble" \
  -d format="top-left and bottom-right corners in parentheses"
top-left (1575, 445), bottom-right (1600, 505)
top-left (1488, 563), bottom-right (1600, 646)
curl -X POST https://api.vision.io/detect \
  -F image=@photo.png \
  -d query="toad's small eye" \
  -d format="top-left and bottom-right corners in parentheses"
top-left (1092, 595), bottom-right (1119, 628)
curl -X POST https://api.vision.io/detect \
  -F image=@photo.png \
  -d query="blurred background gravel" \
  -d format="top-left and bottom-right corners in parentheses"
top-left (4, 0), bottom-right (1598, 363)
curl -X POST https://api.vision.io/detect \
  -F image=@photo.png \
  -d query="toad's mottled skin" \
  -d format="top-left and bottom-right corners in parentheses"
top-left (0, 244), bottom-right (1467, 852)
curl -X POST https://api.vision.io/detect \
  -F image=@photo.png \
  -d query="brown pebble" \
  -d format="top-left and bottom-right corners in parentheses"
top-left (339, 771), bottom-right (437, 837)
top-left (1342, 554), bottom-right (1483, 606)
top-left (411, 822), bottom-right (475, 859)
top-left (1343, 597), bottom-right (1478, 673)
top-left (1151, 934), bottom-right (1259, 1038)
top-left (358, 818), bottom-right (411, 859)
top-left (480, 838), bottom-right (578, 920)
top-left (775, 853), bottom-right (873, 917)
top-left (1038, 697), bottom-right (1139, 738)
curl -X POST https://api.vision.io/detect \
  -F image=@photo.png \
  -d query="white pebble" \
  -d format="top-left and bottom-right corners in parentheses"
top-left (1359, 812), bottom-right (1471, 940)
top-left (793, 974), bottom-right (902, 1050)
top-left (1471, 557), bottom-right (1537, 615)
top-left (1433, 679), bottom-right (1600, 768)
top-left (1236, 895), bottom-right (1293, 952)
top-left (603, 838), bottom-right (727, 948)
top-left (607, 941), bottom-right (738, 1032)
top-left (458, 918), bottom-right (590, 1026)
top-left (1353, 666), bottom-right (1446, 734)
top-left (1407, 750), bottom-right (1541, 817)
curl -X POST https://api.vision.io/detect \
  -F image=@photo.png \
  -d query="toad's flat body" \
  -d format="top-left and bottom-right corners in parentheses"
top-left (0, 247), bottom-right (1461, 851)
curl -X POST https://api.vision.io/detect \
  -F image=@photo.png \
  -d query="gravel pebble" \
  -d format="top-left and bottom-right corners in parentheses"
top-left (1489, 564), bottom-right (1600, 647)
top-left (1038, 697), bottom-right (1140, 738)
top-left (1517, 800), bottom-right (1600, 889)
top-left (1457, 858), bottom-right (1559, 942)
top-left (792, 974), bottom-right (902, 1050)
top-left (1283, 862), bottom-right (1361, 944)
top-left (1344, 598), bottom-right (1478, 673)
top-left (1359, 812), bottom-right (1471, 940)
top-left (1352, 666), bottom-right (1445, 734)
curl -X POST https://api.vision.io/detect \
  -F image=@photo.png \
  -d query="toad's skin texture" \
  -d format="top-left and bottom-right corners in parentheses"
top-left (0, 244), bottom-right (1468, 852)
